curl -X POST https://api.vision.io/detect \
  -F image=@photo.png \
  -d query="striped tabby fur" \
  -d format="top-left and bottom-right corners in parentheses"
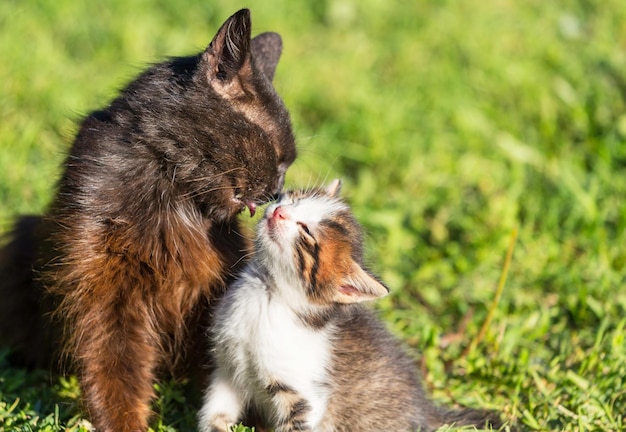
top-left (198, 180), bottom-right (502, 432)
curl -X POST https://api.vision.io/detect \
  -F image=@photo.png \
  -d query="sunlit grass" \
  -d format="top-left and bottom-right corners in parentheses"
top-left (1, 1), bottom-right (626, 431)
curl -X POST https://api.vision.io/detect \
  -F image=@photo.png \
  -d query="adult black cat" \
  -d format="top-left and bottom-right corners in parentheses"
top-left (0, 9), bottom-right (296, 432)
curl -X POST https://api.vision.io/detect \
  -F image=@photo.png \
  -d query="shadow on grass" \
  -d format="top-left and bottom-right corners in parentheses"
top-left (0, 348), bottom-right (201, 432)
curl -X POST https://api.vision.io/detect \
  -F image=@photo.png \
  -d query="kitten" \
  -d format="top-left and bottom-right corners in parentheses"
top-left (198, 180), bottom-right (503, 432)
top-left (0, 9), bottom-right (295, 432)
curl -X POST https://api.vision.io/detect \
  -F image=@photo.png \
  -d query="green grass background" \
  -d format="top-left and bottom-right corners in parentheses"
top-left (1, 0), bottom-right (626, 431)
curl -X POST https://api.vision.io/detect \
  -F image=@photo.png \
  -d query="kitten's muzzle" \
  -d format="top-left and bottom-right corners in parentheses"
top-left (271, 206), bottom-right (288, 220)
top-left (263, 205), bottom-right (287, 243)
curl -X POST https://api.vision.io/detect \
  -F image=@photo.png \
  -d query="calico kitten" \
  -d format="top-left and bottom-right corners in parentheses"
top-left (198, 180), bottom-right (503, 432)
top-left (0, 9), bottom-right (295, 432)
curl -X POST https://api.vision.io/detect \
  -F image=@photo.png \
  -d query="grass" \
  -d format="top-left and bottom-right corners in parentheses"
top-left (1, 0), bottom-right (626, 430)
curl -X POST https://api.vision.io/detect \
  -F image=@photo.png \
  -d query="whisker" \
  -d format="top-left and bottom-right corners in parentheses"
top-left (230, 227), bottom-right (255, 243)
top-left (230, 250), bottom-right (256, 269)
top-left (184, 167), bottom-right (246, 183)
top-left (261, 192), bottom-right (277, 204)
top-left (182, 185), bottom-right (235, 200)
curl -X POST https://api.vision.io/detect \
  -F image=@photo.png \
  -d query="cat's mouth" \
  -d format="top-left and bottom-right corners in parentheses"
top-left (246, 202), bottom-right (257, 217)
top-left (232, 197), bottom-right (257, 217)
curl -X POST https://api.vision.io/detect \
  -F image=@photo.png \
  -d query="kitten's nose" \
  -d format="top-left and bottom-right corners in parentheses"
top-left (272, 206), bottom-right (288, 220)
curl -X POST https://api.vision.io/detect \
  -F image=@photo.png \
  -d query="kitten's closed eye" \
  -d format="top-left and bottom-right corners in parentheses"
top-left (297, 222), bottom-right (312, 237)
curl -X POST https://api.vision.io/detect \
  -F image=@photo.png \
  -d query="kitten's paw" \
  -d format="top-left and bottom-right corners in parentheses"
top-left (199, 414), bottom-right (236, 432)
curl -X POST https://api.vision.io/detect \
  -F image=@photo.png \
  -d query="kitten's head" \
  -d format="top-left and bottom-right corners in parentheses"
top-left (106, 9), bottom-right (296, 221)
top-left (257, 180), bottom-right (389, 305)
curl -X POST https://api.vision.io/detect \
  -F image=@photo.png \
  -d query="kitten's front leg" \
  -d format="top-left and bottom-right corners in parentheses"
top-left (198, 370), bottom-right (245, 432)
top-left (268, 382), bottom-right (326, 432)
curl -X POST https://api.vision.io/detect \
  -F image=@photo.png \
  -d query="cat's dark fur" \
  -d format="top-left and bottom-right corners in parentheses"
top-left (0, 9), bottom-right (296, 432)
top-left (199, 181), bottom-right (503, 432)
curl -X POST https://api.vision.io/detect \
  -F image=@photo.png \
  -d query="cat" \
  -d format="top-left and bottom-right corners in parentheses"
top-left (198, 180), bottom-right (503, 432)
top-left (0, 9), bottom-right (296, 432)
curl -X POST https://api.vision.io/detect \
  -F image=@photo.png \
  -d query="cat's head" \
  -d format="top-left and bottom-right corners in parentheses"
top-left (193, 9), bottom-right (297, 219)
top-left (257, 180), bottom-right (389, 306)
top-left (111, 9), bottom-right (296, 221)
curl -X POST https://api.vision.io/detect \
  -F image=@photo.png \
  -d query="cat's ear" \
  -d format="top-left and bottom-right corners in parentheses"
top-left (334, 261), bottom-right (389, 304)
top-left (251, 32), bottom-right (283, 81)
top-left (325, 179), bottom-right (342, 197)
top-left (203, 9), bottom-right (252, 83)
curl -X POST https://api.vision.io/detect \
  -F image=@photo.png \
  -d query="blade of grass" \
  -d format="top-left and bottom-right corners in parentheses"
top-left (462, 226), bottom-right (518, 358)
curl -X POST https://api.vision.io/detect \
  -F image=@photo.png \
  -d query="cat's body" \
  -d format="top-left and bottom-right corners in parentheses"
top-left (0, 9), bottom-right (295, 432)
top-left (199, 181), bottom-right (502, 432)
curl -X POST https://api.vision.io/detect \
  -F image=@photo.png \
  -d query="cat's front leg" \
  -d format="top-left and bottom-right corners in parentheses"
top-left (74, 295), bottom-right (159, 432)
top-left (198, 370), bottom-right (245, 432)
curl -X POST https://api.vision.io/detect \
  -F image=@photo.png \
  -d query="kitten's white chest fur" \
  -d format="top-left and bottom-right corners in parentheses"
top-left (199, 267), bottom-right (333, 431)
top-left (225, 269), bottom-right (331, 390)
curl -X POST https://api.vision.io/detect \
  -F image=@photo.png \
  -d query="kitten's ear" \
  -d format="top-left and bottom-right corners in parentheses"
top-left (251, 32), bottom-right (283, 81)
top-left (203, 9), bottom-right (251, 83)
top-left (326, 179), bottom-right (342, 198)
top-left (334, 261), bottom-right (389, 304)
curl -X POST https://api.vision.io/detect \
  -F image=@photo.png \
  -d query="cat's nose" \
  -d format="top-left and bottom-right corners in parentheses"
top-left (272, 206), bottom-right (288, 220)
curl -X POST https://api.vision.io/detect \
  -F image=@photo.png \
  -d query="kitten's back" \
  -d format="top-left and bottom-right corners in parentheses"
top-left (327, 307), bottom-right (501, 431)
top-left (326, 307), bottom-right (441, 431)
